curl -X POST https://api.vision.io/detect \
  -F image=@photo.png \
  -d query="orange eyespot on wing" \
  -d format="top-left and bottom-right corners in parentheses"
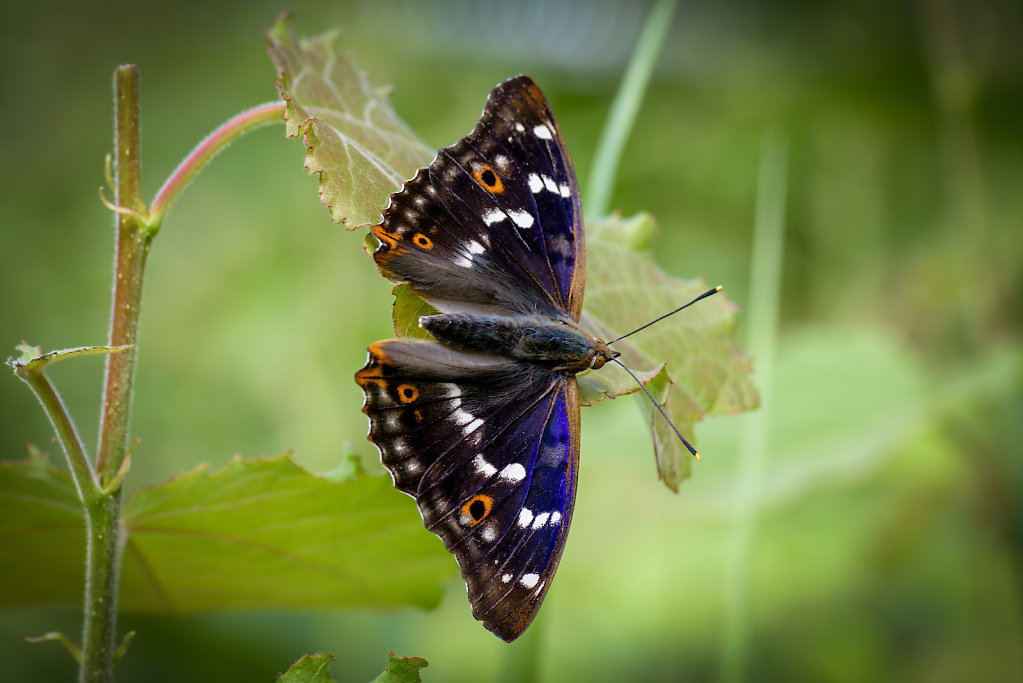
top-left (413, 233), bottom-right (434, 249)
top-left (396, 383), bottom-right (420, 403)
top-left (473, 164), bottom-right (504, 194)
top-left (461, 494), bottom-right (494, 526)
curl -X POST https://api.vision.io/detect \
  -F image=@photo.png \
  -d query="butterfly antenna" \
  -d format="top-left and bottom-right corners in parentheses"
top-left (611, 357), bottom-right (701, 461)
top-left (606, 286), bottom-right (722, 345)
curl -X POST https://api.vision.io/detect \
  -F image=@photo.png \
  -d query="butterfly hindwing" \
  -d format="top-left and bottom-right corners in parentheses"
top-left (356, 339), bottom-right (520, 494)
top-left (356, 338), bottom-right (579, 641)
top-left (462, 381), bottom-right (579, 640)
top-left (372, 75), bottom-right (585, 320)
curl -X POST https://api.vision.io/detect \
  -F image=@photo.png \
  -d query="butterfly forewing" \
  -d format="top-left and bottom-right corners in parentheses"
top-left (372, 75), bottom-right (584, 321)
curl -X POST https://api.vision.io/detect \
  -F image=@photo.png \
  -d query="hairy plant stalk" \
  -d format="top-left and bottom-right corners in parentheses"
top-left (81, 64), bottom-right (148, 683)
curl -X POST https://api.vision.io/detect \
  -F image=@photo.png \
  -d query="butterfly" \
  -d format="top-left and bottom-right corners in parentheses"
top-left (356, 75), bottom-right (628, 641)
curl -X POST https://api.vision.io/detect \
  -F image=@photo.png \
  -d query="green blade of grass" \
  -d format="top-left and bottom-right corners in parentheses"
top-left (719, 131), bottom-right (789, 683)
top-left (584, 0), bottom-right (678, 220)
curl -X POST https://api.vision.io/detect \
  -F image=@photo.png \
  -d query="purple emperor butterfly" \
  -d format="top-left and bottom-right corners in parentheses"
top-left (357, 75), bottom-right (686, 641)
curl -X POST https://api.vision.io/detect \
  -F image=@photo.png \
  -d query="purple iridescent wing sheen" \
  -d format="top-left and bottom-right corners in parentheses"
top-left (355, 338), bottom-right (580, 641)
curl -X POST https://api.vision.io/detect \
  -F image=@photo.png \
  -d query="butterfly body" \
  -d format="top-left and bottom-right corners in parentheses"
top-left (420, 313), bottom-right (615, 372)
top-left (357, 75), bottom-right (602, 641)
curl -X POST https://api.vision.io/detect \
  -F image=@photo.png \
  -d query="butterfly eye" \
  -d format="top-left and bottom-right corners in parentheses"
top-left (396, 383), bottom-right (419, 403)
top-left (473, 164), bottom-right (504, 194)
top-left (461, 494), bottom-right (494, 526)
top-left (413, 233), bottom-right (433, 249)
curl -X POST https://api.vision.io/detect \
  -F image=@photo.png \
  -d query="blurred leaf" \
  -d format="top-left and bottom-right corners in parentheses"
top-left (266, 15), bottom-right (433, 227)
top-left (0, 447), bottom-right (85, 608)
top-left (369, 653), bottom-right (429, 683)
top-left (119, 452), bottom-right (452, 613)
top-left (581, 213), bottom-right (759, 490)
top-left (0, 450), bottom-right (453, 611)
top-left (279, 653), bottom-right (336, 683)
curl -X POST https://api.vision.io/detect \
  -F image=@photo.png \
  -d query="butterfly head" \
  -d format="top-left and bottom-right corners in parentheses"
top-left (585, 336), bottom-right (618, 370)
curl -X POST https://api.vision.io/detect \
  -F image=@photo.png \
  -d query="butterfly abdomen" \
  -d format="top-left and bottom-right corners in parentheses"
top-left (420, 313), bottom-right (611, 372)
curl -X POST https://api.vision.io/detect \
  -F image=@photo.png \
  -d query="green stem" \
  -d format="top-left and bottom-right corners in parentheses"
top-left (81, 64), bottom-right (147, 683)
top-left (11, 364), bottom-right (100, 505)
top-left (96, 65), bottom-right (148, 481)
top-left (584, 0), bottom-right (678, 220)
top-left (80, 494), bottom-right (122, 683)
top-left (719, 132), bottom-right (788, 683)
top-left (148, 101), bottom-right (285, 228)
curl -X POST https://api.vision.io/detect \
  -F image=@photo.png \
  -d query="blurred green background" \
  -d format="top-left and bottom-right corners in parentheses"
top-left (1, 0), bottom-right (1020, 681)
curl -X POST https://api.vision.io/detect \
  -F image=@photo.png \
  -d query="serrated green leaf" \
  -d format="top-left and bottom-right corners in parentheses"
top-left (0, 450), bottom-right (453, 612)
top-left (584, 213), bottom-right (759, 490)
top-left (369, 653), bottom-right (429, 683)
top-left (279, 653), bottom-right (337, 683)
top-left (266, 15), bottom-right (433, 227)
top-left (119, 453), bottom-right (452, 612)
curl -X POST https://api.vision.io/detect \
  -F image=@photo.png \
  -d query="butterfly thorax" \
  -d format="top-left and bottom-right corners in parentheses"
top-left (420, 313), bottom-right (616, 374)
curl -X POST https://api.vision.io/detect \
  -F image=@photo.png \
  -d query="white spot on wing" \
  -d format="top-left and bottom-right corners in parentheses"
top-left (467, 240), bottom-right (485, 254)
top-left (481, 524), bottom-right (497, 542)
top-left (528, 173), bottom-right (543, 193)
top-left (438, 383), bottom-right (461, 398)
top-left (549, 511), bottom-right (562, 525)
top-left (499, 463), bottom-right (526, 482)
top-left (483, 209), bottom-right (507, 226)
top-left (473, 454), bottom-right (497, 477)
top-left (518, 508), bottom-right (534, 528)
top-left (559, 183), bottom-right (572, 198)
top-left (454, 256), bottom-right (473, 268)
top-left (532, 124), bottom-right (553, 140)
top-left (463, 418), bottom-right (484, 435)
top-left (532, 512), bottom-right (550, 529)
top-left (520, 573), bottom-right (540, 589)
top-left (507, 209), bottom-right (534, 228)
top-left (452, 408), bottom-right (476, 426)
top-left (543, 175), bottom-right (560, 194)
top-left (501, 573), bottom-right (512, 583)
top-left (515, 123), bottom-right (526, 133)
